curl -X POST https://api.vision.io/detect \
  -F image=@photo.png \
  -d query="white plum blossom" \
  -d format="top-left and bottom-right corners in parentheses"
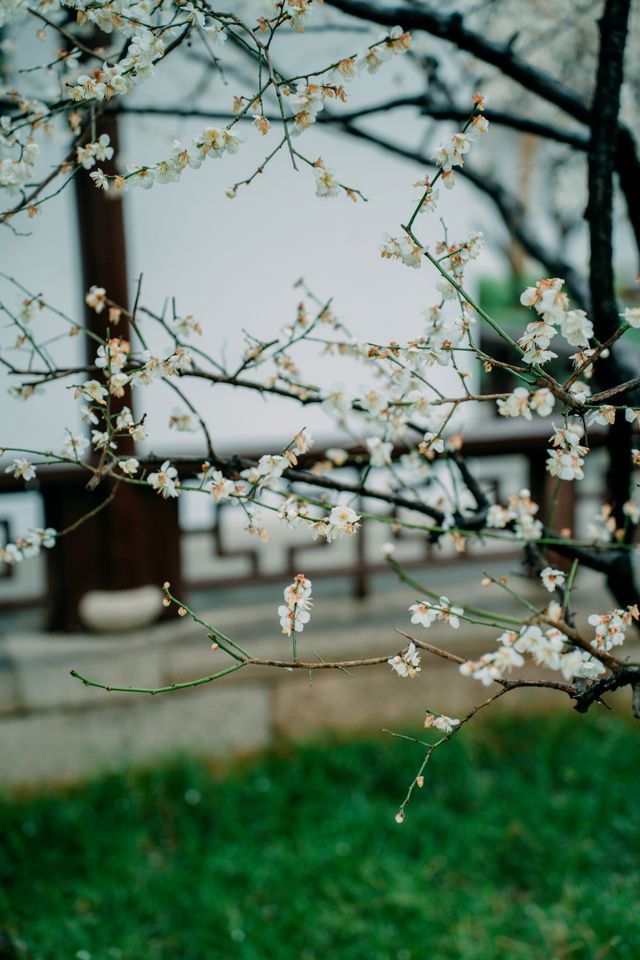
top-left (424, 712), bottom-right (460, 733)
top-left (409, 602), bottom-right (439, 628)
top-left (388, 642), bottom-right (421, 678)
top-left (529, 388), bottom-right (555, 418)
top-left (61, 434), bottom-right (89, 460)
top-left (293, 429), bottom-right (313, 455)
top-left (497, 387), bottom-right (531, 420)
top-left (588, 504), bottom-right (617, 543)
top-left (410, 597), bottom-right (463, 629)
top-left (381, 234), bottom-right (424, 269)
top-left (148, 461), bottom-right (180, 499)
top-left (324, 504), bottom-right (360, 539)
top-left (487, 489), bottom-right (543, 541)
top-left (519, 277), bottom-right (596, 362)
top-left (540, 567), bottom-right (566, 593)
top-left (81, 380), bottom-right (108, 404)
top-left (366, 437), bottom-right (393, 467)
top-left (314, 165), bottom-right (340, 198)
top-left (119, 458), bottom-right (139, 476)
top-left (85, 286), bottom-right (107, 313)
top-left (560, 309), bottom-right (593, 347)
top-left (5, 458), bottom-right (36, 481)
top-left (459, 656), bottom-right (502, 686)
top-left (76, 134), bottom-right (114, 170)
top-left (587, 405), bottom-right (616, 427)
top-left (204, 470), bottom-right (234, 503)
top-left (169, 409), bottom-right (196, 433)
top-left (497, 386), bottom-right (556, 420)
top-left (278, 574), bottom-right (312, 639)
top-left (91, 430), bottom-right (116, 451)
top-left (547, 421), bottom-right (588, 482)
top-left (243, 454), bottom-right (289, 488)
top-left (588, 606), bottom-right (638, 652)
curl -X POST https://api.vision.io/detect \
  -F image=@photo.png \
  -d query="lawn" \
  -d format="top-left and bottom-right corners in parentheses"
top-left (1, 711), bottom-right (639, 960)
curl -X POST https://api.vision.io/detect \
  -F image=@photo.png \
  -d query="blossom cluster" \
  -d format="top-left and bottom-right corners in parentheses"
top-left (588, 605), bottom-right (639, 652)
top-left (497, 387), bottom-right (554, 420)
top-left (547, 421), bottom-right (588, 482)
top-left (519, 278), bottom-right (594, 364)
top-left (388, 641), bottom-right (421, 678)
top-left (409, 597), bottom-right (464, 629)
top-left (486, 489), bottom-right (543, 541)
top-left (0, 526), bottom-right (56, 565)
top-left (278, 574), bottom-right (312, 638)
top-left (460, 624), bottom-right (605, 686)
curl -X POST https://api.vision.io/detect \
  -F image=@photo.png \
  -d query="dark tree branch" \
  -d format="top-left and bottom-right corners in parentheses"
top-left (326, 0), bottom-right (640, 261)
top-left (337, 119), bottom-right (590, 310)
top-left (327, 0), bottom-right (594, 123)
top-left (109, 99), bottom-right (588, 150)
top-left (587, 0), bottom-right (635, 535)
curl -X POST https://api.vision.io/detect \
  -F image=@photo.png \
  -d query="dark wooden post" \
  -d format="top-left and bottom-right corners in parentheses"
top-left (43, 114), bottom-right (182, 631)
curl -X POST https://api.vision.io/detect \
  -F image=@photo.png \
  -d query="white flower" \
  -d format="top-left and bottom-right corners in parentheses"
top-left (5, 458), bottom-right (36, 481)
top-left (91, 430), bottom-right (115, 451)
top-left (559, 648), bottom-right (605, 681)
top-left (61, 434), bottom-right (89, 459)
top-left (85, 286), bottom-right (107, 313)
top-left (492, 645), bottom-right (525, 673)
top-left (119, 458), bottom-right (139, 476)
top-left (365, 437), bottom-right (393, 467)
top-left (587, 606), bottom-right (638, 651)
top-left (326, 448), bottom-right (349, 466)
top-left (314, 165), bottom-right (340, 198)
top-left (437, 596), bottom-right (463, 628)
top-left (90, 169), bottom-right (109, 191)
top-left (204, 470), bottom-right (234, 503)
top-left (588, 503), bottom-right (617, 543)
top-left (424, 712), bottom-right (460, 733)
top-left (293, 429), bottom-right (313, 455)
top-left (540, 566), bottom-right (566, 593)
top-left (623, 307), bottom-right (640, 328)
top-left (148, 460), bottom-right (180, 499)
top-left (587, 405), bottom-right (616, 427)
top-left (459, 657), bottom-right (501, 686)
top-left (529, 388), bottom-right (555, 418)
top-left (1, 543), bottom-right (23, 565)
top-left (380, 234), bottom-right (424, 269)
top-left (243, 454), bottom-right (289, 488)
top-left (410, 597), bottom-right (463, 629)
top-left (529, 629), bottom-right (564, 670)
top-left (388, 642), bottom-right (421, 679)
top-left (278, 573), bottom-right (313, 637)
top-left (108, 372), bottom-right (130, 397)
top-left (81, 379), bottom-right (108, 404)
top-left (284, 574), bottom-right (312, 605)
top-left (559, 309), bottom-right (593, 347)
top-left (328, 504), bottom-right (360, 535)
top-left (409, 602), bottom-right (438, 628)
top-left (278, 604), bottom-right (311, 636)
top-left (420, 432), bottom-right (445, 457)
top-left (497, 387), bottom-right (531, 420)
top-left (169, 409), bottom-right (196, 433)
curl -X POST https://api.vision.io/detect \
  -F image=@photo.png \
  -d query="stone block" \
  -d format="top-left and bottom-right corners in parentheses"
top-left (9, 634), bottom-right (164, 711)
top-left (0, 683), bottom-right (272, 788)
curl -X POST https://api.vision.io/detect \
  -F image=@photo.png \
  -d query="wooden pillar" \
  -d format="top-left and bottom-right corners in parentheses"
top-left (44, 474), bottom-right (181, 632)
top-left (43, 115), bottom-right (182, 630)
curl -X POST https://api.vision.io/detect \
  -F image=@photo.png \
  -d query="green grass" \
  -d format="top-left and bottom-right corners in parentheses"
top-left (1, 711), bottom-right (639, 960)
